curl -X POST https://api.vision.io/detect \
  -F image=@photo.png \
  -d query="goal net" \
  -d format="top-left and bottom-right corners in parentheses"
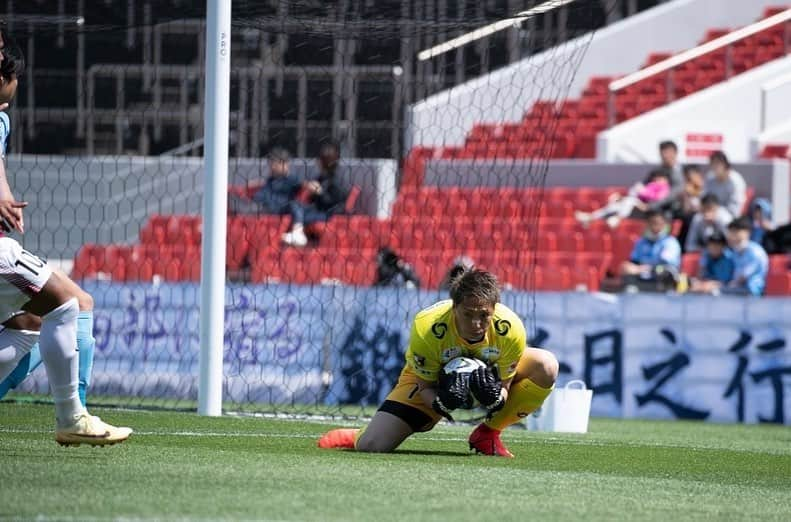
top-left (3, 0), bottom-right (605, 417)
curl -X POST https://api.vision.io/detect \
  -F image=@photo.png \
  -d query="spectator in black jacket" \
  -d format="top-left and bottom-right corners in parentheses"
top-left (282, 140), bottom-right (350, 247)
top-left (374, 247), bottom-right (421, 288)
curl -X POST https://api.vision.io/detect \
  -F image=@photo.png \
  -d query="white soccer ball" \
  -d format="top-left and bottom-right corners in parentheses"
top-left (442, 356), bottom-right (487, 375)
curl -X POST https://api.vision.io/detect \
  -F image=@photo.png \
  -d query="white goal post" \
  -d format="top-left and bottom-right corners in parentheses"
top-left (198, 0), bottom-right (231, 417)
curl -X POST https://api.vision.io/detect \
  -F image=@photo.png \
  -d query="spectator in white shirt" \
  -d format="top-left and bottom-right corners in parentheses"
top-left (703, 151), bottom-right (746, 219)
top-left (684, 193), bottom-right (732, 253)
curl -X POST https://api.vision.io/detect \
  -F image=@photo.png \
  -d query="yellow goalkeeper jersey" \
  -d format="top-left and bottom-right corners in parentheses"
top-left (404, 300), bottom-right (526, 383)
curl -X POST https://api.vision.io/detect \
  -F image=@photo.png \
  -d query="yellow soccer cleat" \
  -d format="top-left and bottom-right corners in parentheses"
top-left (56, 413), bottom-right (133, 447)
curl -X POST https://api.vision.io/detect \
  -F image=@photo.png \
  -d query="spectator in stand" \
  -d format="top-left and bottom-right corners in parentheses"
top-left (282, 139), bottom-right (350, 247)
top-left (748, 198), bottom-right (774, 245)
top-left (620, 210), bottom-right (681, 291)
top-left (721, 217), bottom-right (768, 296)
top-left (373, 247), bottom-right (421, 288)
top-left (575, 170), bottom-right (670, 229)
top-left (228, 147), bottom-right (300, 215)
top-left (703, 151), bottom-right (746, 219)
top-left (673, 165), bottom-right (706, 248)
top-left (645, 140), bottom-right (685, 215)
top-left (684, 193), bottom-right (731, 253)
top-left (689, 231), bottom-right (735, 294)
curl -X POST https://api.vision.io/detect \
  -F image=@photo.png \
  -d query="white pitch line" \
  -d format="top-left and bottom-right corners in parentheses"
top-left (1, 427), bottom-right (787, 455)
top-left (0, 516), bottom-right (298, 522)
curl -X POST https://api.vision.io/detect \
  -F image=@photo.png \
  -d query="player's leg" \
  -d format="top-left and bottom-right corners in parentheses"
top-left (319, 371), bottom-right (442, 452)
top-left (469, 348), bottom-right (558, 457)
top-left (0, 238), bottom-right (130, 445)
top-left (55, 272), bottom-right (95, 406)
top-left (0, 275), bottom-right (95, 406)
top-left (354, 411), bottom-right (416, 453)
top-left (0, 312), bottom-right (41, 399)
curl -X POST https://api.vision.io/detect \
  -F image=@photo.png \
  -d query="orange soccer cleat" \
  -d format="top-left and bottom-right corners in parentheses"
top-left (317, 428), bottom-right (359, 449)
top-left (468, 423), bottom-right (514, 458)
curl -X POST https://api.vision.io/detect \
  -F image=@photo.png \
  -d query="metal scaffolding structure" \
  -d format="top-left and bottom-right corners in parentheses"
top-left (5, 0), bottom-right (668, 159)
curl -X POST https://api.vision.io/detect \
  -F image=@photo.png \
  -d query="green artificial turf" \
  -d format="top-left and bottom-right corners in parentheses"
top-left (1, 401), bottom-right (790, 522)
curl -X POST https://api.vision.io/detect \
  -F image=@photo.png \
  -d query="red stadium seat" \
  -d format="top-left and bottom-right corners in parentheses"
top-left (681, 253), bottom-right (702, 277)
top-left (768, 254), bottom-right (790, 273)
top-left (765, 273), bottom-right (791, 296)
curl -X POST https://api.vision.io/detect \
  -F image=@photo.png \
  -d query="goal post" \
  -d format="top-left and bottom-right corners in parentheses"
top-left (198, 0), bottom-right (232, 417)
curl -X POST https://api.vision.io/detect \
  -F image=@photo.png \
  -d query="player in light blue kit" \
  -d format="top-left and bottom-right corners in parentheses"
top-left (0, 30), bottom-right (96, 406)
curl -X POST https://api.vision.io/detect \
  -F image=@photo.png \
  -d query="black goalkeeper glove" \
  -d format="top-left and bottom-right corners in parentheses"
top-left (431, 396), bottom-right (455, 422)
top-left (470, 365), bottom-right (505, 416)
top-left (432, 371), bottom-right (471, 422)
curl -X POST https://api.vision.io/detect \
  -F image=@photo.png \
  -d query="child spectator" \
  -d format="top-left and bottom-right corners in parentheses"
top-left (689, 231), bottom-right (735, 294)
top-left (620, 210), bottom-right (681, 291)
top-left (684, 193), bottom-right (731, 253)
top-left (703, 151), bottom-right (746, 219)
top-left (575, 170), bottom-right (670, 229)
top-left (748, 198), bottom-right (774, 245)
top-left (722, 217), bottom-right (768, 296)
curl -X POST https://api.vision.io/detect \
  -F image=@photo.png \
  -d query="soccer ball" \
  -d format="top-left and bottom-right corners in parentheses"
top-left (442, 356), bottom-right (487, 375)
top-left (441, 356), bottom-right (487, 409)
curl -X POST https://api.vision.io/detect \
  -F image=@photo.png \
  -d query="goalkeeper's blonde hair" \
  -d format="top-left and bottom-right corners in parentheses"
top-left (449, 268), bottom-right (500, 307)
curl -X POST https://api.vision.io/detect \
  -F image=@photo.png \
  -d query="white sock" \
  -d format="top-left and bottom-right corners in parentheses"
top-left (38, 298), bottom-right (85, 425)
top-left (0, 326), bottom-right (40, 381)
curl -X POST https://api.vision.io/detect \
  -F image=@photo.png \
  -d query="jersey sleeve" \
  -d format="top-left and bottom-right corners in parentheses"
top-left (497, 316), bottom-right (526, 381)
top-left (404, 319), bottom-right (442, 382)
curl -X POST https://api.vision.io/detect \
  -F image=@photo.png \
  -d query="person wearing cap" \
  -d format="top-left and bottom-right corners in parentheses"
top-left (748, 198), bottom-right (773, 246)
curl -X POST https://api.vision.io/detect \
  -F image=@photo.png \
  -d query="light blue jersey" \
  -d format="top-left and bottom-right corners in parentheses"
top-left (630, 233), bottom-right (681, 269)
top-left (730, 241), bottom-right (769, 296)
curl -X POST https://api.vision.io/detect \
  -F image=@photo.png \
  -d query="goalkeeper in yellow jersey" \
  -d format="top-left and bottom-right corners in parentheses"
top-left (318, 268), bottom-right (558, 457)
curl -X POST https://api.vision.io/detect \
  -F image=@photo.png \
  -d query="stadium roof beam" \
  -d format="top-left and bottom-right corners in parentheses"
top-left (417, 0), bottom-right (577, 62)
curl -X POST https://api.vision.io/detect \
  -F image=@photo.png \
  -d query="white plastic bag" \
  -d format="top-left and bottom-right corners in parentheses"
top-left (527, 380), bottom-right (593, 433)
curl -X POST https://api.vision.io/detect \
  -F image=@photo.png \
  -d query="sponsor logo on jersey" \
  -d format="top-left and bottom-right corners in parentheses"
top-left (413, 354), bottom-right (426, 367)
top-left (494, 319), bottom-right (511, 336)
top-left (431, 322), bottom-right (448, 339)
top-left (480, 347), bottom-right (500, 361)
top-left (440, 347), bottom-right (462, 362)
top-left (414, 367), bottom-right (433, 377)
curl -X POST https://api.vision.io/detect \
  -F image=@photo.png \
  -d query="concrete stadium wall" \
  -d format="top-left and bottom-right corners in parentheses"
top-left (407, 0), bottom-right (782, 148)
top-left (597, 57), bottom-right (791, 166)
top-left (5, 155), bottom-right (397, 260)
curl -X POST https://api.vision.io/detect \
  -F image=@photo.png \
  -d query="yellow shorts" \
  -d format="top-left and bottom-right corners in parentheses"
top-left (377, 367), bottom-right (443, 432)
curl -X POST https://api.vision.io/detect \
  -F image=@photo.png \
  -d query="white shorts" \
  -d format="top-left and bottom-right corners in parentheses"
top-left (0, 237), bottom-right (53, 323)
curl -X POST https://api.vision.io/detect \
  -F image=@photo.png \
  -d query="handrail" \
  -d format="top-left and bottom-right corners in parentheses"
top-left (607, 8), bottom-right (791, 126)
top-left (610, 8), bottom-right (791, 91)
